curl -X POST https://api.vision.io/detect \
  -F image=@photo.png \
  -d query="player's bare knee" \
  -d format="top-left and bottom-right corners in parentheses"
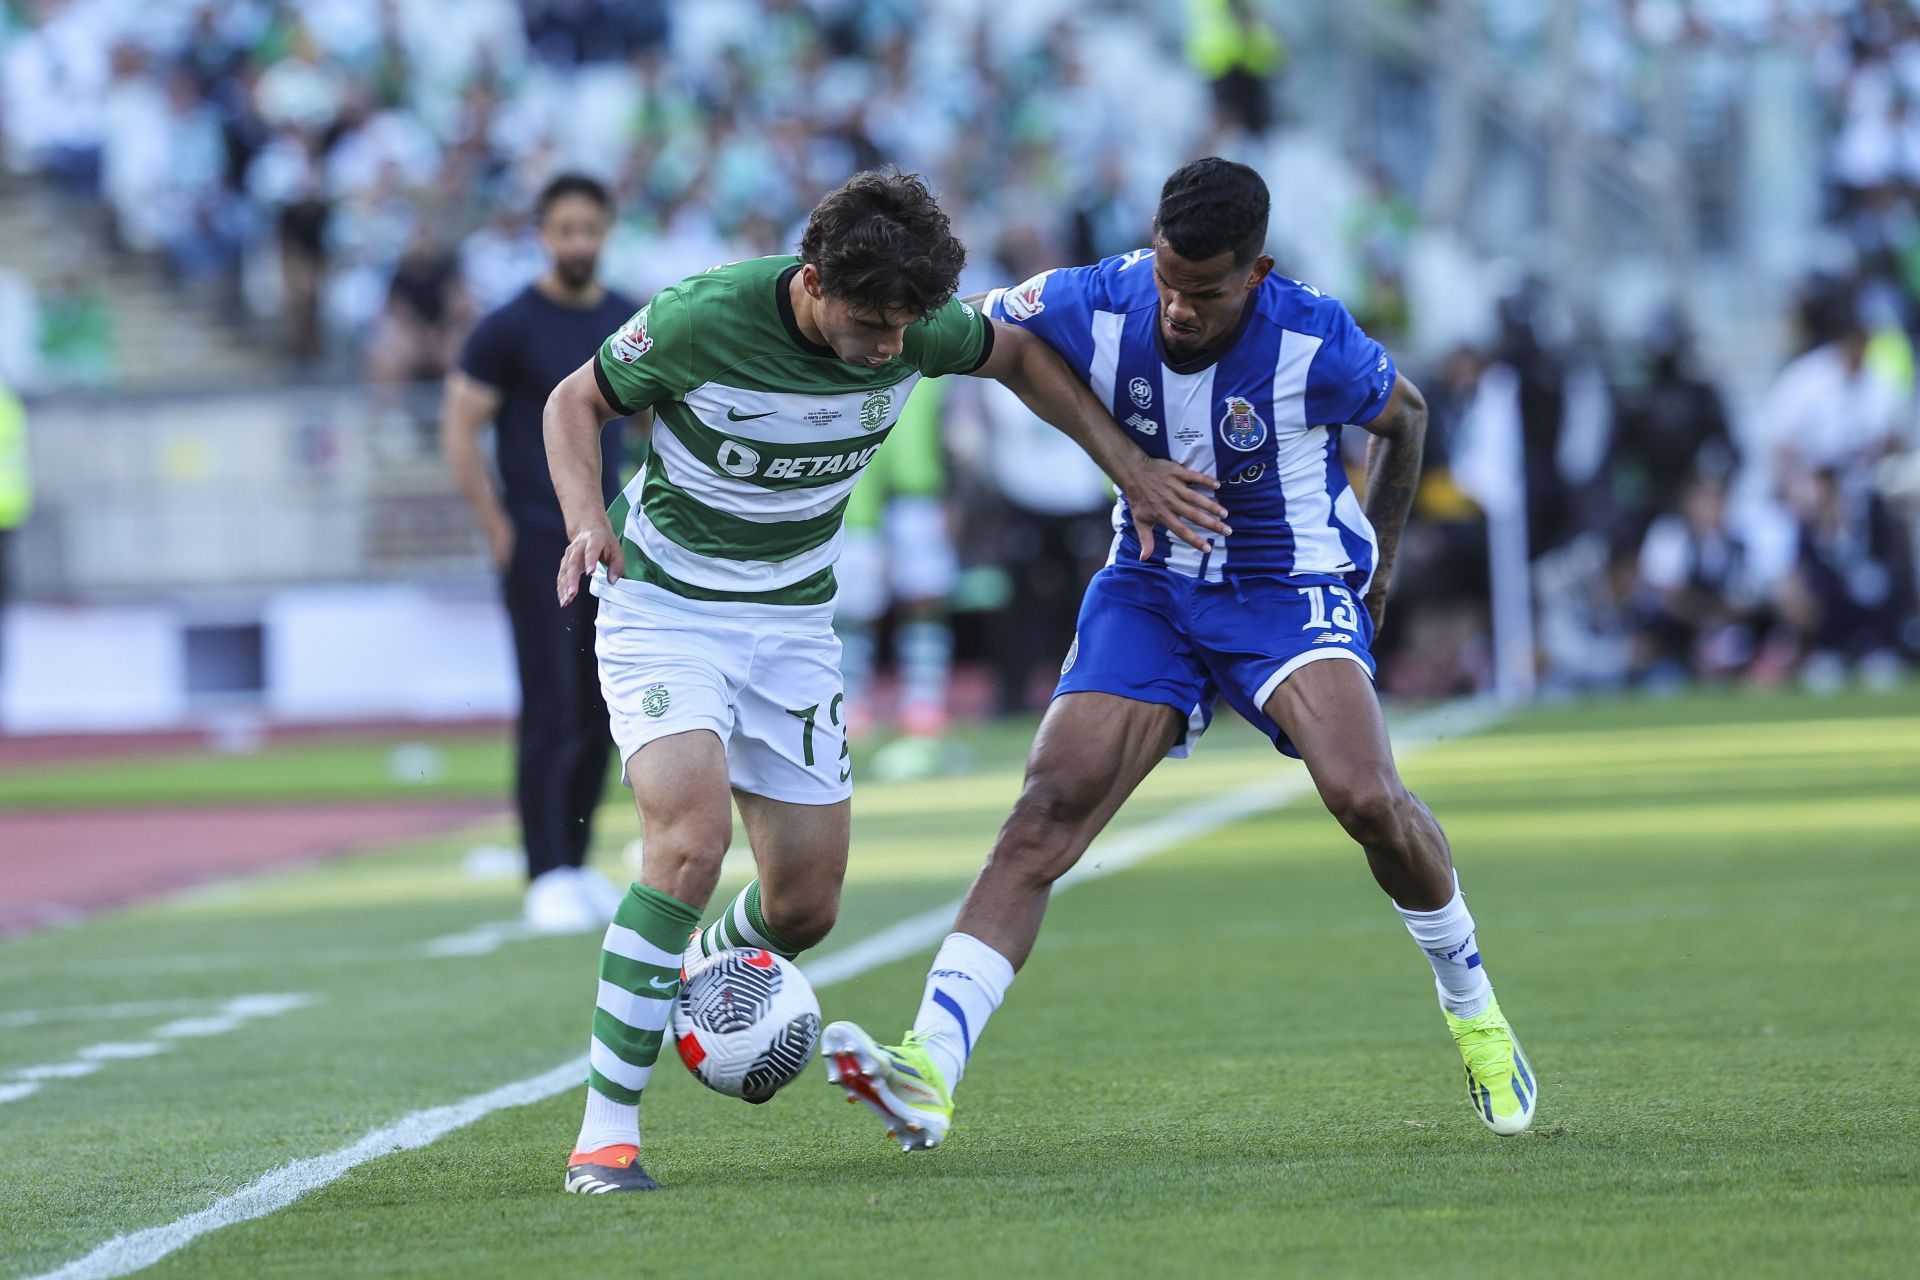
top-left (1325, 776), bottom-right (1414, 851)
top-left (760, 891), bottom-right (839, 950)
top-left (636, 816), bottom-right (730, 903)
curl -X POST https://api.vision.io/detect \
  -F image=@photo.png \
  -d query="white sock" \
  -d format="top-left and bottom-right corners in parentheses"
top-left (575, 1085), bottom-right (640, 1153)
top-left (910, 932), bottom-right (1015, 1091)
top-left (1395, 877), bottom-right (1493, 1018)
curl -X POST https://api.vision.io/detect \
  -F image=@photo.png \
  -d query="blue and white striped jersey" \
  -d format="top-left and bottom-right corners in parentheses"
top-left (984, 249), bottom-right (1397, 592)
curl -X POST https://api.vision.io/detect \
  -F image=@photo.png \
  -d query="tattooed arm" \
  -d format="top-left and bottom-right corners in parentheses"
top-left (1355, 374), bottom-right (1429, 634)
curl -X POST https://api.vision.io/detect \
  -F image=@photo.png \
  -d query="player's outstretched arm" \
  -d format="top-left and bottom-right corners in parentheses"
top-left (1355, 373), bottom-right (1429, 634)
top-left (969, 321), bottom-right (1230, 558)
top-left (544, 359), bottom-right (627, 605)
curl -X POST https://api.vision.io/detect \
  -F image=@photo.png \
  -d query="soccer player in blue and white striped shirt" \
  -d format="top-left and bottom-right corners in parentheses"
top-left (824, 157), bottom-right (1537, 1145)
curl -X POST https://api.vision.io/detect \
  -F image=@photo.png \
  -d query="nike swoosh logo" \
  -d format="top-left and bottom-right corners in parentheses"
top-left (839, 766), bottom-right (852, 783)
top-left (726, 407), bottom-right (776, 421)
top-left (648, 976), bottom-right (677, 989)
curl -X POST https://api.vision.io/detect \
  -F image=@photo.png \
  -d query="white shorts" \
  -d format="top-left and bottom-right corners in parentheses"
top-left (594, 585), bottom-right (851, 806)
top-left (836, 497), bottom-right (958, 622)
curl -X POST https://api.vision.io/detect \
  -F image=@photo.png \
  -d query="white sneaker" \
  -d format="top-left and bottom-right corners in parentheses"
top-left (524, 868), bottom-right (599, 934)
top-left (572, 866), bottom-right (626, 924)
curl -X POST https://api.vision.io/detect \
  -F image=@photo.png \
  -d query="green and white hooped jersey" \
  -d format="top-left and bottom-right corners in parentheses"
top-left (593, 255), bottom-right (992, 616)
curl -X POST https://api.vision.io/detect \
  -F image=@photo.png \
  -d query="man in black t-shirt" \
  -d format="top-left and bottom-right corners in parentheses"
top-left (441, 174), bottom-right (639, 933)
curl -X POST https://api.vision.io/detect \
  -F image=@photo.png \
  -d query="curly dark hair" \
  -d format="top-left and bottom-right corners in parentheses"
top-left (1154, 157), bottom-right (1270, 267)
top-left (798, 170), bottom-right (966, 318)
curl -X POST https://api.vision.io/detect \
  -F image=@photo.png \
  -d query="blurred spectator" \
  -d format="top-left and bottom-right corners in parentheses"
top-left (1374, 345), bottom-right (1491, 699)
top-left (1783, 468), bottom-right (1917, 688)
top-left (1492, 281), bottom-right (1575, 560)
top-left (1345, 162), bottom-right (1416, 343)
top-left (1185, 0), bottom-right (1284, 138)
top-left (34, 271), bottom-right (113, 388)
top-left (368, 227), bottom-right (470, 391)
top-left (1633, 475), bottom-right (1777, 684)
top-left (1607, 310), bottom-right (1737, 534)
top-left (0, 374), bottom-right (27, 685)
top-left (1762, 282), bottom-right (1907, 517)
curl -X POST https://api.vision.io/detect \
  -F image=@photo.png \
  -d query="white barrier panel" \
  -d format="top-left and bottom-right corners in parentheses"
top-left (0, 586), bottom-right (516, 732)
top-left (1, 606), bottom-right (186, 732)
top-left (264, 587), bottom-right (515, 722)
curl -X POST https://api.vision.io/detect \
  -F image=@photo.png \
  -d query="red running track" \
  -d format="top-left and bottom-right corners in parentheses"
top-left (0, 801), bottom-right (504, 937)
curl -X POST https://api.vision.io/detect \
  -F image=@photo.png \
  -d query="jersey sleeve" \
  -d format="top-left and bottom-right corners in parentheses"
top-left (1303, 300), bottom-right (1397, 426)
top-left (981, 264), bottom-right (1099, 376)
top-left (456, 308), bottom-right (513, 391)
top-left (905, 294), bottom-right (994, 377)
top-left (594, 286), bottom-right (694, 416)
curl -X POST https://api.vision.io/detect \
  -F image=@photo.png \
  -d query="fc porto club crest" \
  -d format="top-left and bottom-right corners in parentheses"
top-left (1218, 396), bottom-right (1268, 452)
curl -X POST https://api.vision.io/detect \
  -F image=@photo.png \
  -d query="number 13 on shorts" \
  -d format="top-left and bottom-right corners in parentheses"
top-left (1297, 585), bottom-right (1361, 633)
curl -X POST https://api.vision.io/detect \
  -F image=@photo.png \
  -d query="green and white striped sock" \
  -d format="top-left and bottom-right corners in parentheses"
top-left (689, 879), bottom-right (802, 962)
top-left (575, 883), bottom-right (701, 1152)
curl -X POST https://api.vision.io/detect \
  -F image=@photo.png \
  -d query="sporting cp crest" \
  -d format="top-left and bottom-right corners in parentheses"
top-left (1218, 396), bottom-right (1268, 452)
top-left (859, 390), bottom-right (892, 431)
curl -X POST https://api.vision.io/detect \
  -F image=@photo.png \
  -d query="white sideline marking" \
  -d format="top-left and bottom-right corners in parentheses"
top-left (77, 1042), bottom-right (166, 1061)
top-left (0, 997), bottom-right (254, 1030)
top-left (16, 1062), bottom-right (101, 1081)
top-left (421, 919), bottom-right (537, 957)
top-left (3, 995), bottom-right (313, 1108)
top-left (26, 1057), bottom-right (591, 1280)
top-left (27, 698), bottom-right (1495, 1280)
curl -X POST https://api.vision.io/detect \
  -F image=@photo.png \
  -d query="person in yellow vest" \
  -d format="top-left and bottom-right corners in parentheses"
top-left (1186, 0), bottom-right (1285, 136)
top-left (0, 378), bottom-right (30, 683)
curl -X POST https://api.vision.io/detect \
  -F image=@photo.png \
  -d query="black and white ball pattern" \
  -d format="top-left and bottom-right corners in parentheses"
top-left (671, 949), bottom-right (822, 1100)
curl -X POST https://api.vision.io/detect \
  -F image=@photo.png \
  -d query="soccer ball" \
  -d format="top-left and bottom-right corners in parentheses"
top-left (671, 948), bottom-right (821, 1102)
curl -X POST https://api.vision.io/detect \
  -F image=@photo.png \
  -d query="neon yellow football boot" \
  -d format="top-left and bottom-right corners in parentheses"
top-left (822, 1021), bottom-right (953, 1151)
top-left (1446, 995), bottom-right (1537, 1135)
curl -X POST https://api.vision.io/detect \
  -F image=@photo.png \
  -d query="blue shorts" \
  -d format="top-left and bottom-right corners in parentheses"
top-left (1054, 566), bottom-right (1376, 759)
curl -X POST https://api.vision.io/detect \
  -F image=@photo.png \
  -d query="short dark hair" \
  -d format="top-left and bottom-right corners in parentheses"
top-left (536, 173), bottom-right (613, 223)
top-left (798, 170), bottom-right (966, 319)
top-left (1154, 157), bottom-right (1270, 267)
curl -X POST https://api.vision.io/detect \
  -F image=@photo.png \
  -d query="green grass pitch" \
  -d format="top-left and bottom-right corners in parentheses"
top-left (2, 687), bottom-right (1917, 1278)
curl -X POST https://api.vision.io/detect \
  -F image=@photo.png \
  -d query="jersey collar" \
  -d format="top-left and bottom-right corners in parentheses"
top-left (776, 263), bottom-right (838, 359)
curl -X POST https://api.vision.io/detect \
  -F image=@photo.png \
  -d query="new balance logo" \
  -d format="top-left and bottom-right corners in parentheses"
top-left (1124, 413), bottom-right (1159, 436)
top-left (1311, 633), bottom-right (1352, 645)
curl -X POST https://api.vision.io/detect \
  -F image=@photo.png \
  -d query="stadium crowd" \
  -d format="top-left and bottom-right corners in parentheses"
top-left (1, 0), bottom-right (1916, 710)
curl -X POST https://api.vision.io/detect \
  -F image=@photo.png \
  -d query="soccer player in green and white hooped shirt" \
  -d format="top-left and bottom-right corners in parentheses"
top-left (543, 171), bottom-right (1230, 1193)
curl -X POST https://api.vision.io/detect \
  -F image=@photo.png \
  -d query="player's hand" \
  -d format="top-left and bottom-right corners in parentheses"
top-left (557, 518), bottom-right (624, 606)
top-left (1122, 458), bottom-right (1230, 559)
